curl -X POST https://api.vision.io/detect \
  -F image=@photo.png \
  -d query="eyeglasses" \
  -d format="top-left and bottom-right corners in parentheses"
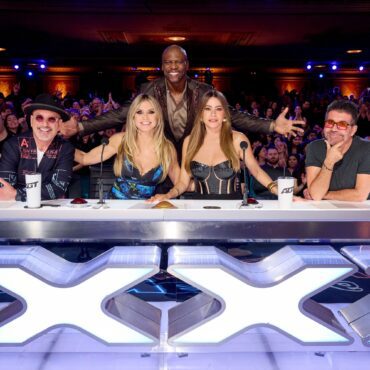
top-left (33, 114), bottom-right (60, 124)
top-left (324, 119), bottom-right (354, 130)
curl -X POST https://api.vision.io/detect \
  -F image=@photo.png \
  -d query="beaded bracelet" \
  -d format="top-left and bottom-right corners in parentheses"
top-left (267, 181), bottom-right (277, 193)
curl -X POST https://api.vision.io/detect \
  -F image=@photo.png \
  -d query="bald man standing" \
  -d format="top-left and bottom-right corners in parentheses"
top-left (62, 45), bottom-right (304, 157)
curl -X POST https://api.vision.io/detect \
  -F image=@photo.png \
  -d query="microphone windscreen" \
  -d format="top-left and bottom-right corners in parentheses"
top-left (101, 137), bottom-right (109, 146)
top-left (240, 141), bottom-right (248, 150)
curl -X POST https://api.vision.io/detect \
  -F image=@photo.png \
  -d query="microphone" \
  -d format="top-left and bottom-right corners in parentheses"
top-left (240, 141), bottom-right (249, 206)
top-left (240, 141), bottom-right (262, 208)
top-left (97, 137), bottom-right (109, 205)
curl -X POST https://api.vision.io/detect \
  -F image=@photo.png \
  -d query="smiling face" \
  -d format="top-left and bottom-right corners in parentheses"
top-left (31, 109), bottom-right (61, 145)
top-left (133, 100), bottom-right (158, 132)
top-left (202, 97), bottom-right (226, 130)
top-left (5, 114), bottom-right (19, 133)
top-left (323, 110), bottom-right (357, 146)
top-left (162, 46), bottom-right (188, 85)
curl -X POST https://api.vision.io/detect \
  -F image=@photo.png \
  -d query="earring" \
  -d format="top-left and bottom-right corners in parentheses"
top-left (222, 118), bottom-right (227, 123)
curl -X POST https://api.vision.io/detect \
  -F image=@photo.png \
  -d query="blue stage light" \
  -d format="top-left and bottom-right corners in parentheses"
top-left (359, 65), bottom-right (364, 71)
top-left (319, 73), bottom-right (324, 79)
top-left (14, 64), bottom-right (20, 70)
top-left (306, 64), bottom-right (312, 70)
top-left (40, 64), bottom-right (46, 69)
top-left (27, 71), bottom-right (33, 77)
top-left (331, 65), bottom-right (337, 71)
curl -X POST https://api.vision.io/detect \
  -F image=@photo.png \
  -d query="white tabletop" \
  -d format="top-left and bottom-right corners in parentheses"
top-left (0, 199), bottom-right (369, 222)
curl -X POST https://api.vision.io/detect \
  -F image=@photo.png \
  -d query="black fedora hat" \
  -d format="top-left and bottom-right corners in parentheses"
top-left (24, 93), bottom-right (70, 122)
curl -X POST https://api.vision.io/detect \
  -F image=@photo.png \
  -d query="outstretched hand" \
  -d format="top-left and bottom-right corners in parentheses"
top-left (274, 107), bottom-right (305, 136)
top-left (60, 116), bottom-right (80, 138)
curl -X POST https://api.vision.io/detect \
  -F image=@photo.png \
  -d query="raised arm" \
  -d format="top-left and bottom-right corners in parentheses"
top-left (60, 103), bottom-right (131, 138)
top-left (75, 132), bottom-right (124, 166)
top-left (306, 140), bottom-right (345, 200)
top-left (230, 106), bottom-right (304, 137)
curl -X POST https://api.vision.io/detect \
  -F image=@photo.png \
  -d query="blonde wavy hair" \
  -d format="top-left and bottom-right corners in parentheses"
top-left (113, 94), bottom-right (174, 182)
top-left (184, 90), bottom-right (240, 173)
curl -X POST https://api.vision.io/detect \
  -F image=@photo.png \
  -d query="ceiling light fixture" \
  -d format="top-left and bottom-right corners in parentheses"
top-left (346, 49), bottom-right (362, 54)
top-left (165, 36), bottom-right (186, 42)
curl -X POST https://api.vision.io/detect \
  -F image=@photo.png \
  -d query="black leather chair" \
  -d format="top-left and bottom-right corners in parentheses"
top-left (89, 163), bottom-right (116, 199)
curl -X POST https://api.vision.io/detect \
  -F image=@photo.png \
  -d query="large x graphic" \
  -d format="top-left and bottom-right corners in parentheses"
top-left (167, 245), bottom-right (357, 345)
top-left (0, 245), bottom-right (161, 345)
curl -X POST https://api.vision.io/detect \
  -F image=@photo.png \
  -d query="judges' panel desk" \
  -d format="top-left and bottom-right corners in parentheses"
top-left (0, 199), bottom-right (369, 243)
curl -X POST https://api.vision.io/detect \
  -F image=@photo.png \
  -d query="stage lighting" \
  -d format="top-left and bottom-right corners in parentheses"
top-left (359, 65), bottom-right (364, 71)
top-left (319, 74), bottom-right (324, 79)
top-left (306, 63), bottom-right (312, 70)
top-left (194, 73), bottom-right (199, 78)
top-left (27, 71), bottom-right (33, 77)
top-left (14, 64), bottom-right (20, 70)
top-left (40, 64), bottom-right (46, 69)
top-left (331, 64), bottom-right (337, 71)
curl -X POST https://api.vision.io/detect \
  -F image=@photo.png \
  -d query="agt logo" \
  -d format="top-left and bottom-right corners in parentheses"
top-left (25, 181), bottom-right (39, 189)
top-left (281, 186), bottom-right (294, 194)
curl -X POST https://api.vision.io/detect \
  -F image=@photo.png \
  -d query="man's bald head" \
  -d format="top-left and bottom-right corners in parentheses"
top-left (161, 45), bottom-right (188, 63)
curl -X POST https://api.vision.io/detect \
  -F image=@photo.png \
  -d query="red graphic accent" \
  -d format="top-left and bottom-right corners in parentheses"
top-left (20, 138), bottom-right (29, 148)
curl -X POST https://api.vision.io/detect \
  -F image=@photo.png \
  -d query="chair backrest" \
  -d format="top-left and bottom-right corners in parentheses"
top-left (89, 163), bottom-right (116, 199)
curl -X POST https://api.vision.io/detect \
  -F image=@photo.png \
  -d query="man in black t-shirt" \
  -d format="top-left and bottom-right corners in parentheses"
top-left (305, 100), bottom-right (370, 201)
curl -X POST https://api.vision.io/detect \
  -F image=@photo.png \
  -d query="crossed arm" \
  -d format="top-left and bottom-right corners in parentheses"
top-left (307, 166), bottom-right (370, 202)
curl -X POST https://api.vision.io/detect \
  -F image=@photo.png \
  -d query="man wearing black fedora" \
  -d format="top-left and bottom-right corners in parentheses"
top-left (0, 93), bottom-right (75, 201)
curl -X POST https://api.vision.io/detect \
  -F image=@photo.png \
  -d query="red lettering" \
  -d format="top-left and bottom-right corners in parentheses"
top-left (20, 138), bottom-right (29, 148)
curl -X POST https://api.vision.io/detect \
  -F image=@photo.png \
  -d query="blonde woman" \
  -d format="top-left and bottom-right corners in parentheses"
top-left (75, 94), bottom-right (179, 199)
top-left (148, 90), bottom-right (278, 201)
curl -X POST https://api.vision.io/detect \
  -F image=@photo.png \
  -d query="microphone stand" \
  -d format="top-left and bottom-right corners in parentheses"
top-left (241, 146), bottom-right (249, 207)
top-left (240, 141), bottom-right (262, 209)
top-left (97, 137), bottom-right (109, 206)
